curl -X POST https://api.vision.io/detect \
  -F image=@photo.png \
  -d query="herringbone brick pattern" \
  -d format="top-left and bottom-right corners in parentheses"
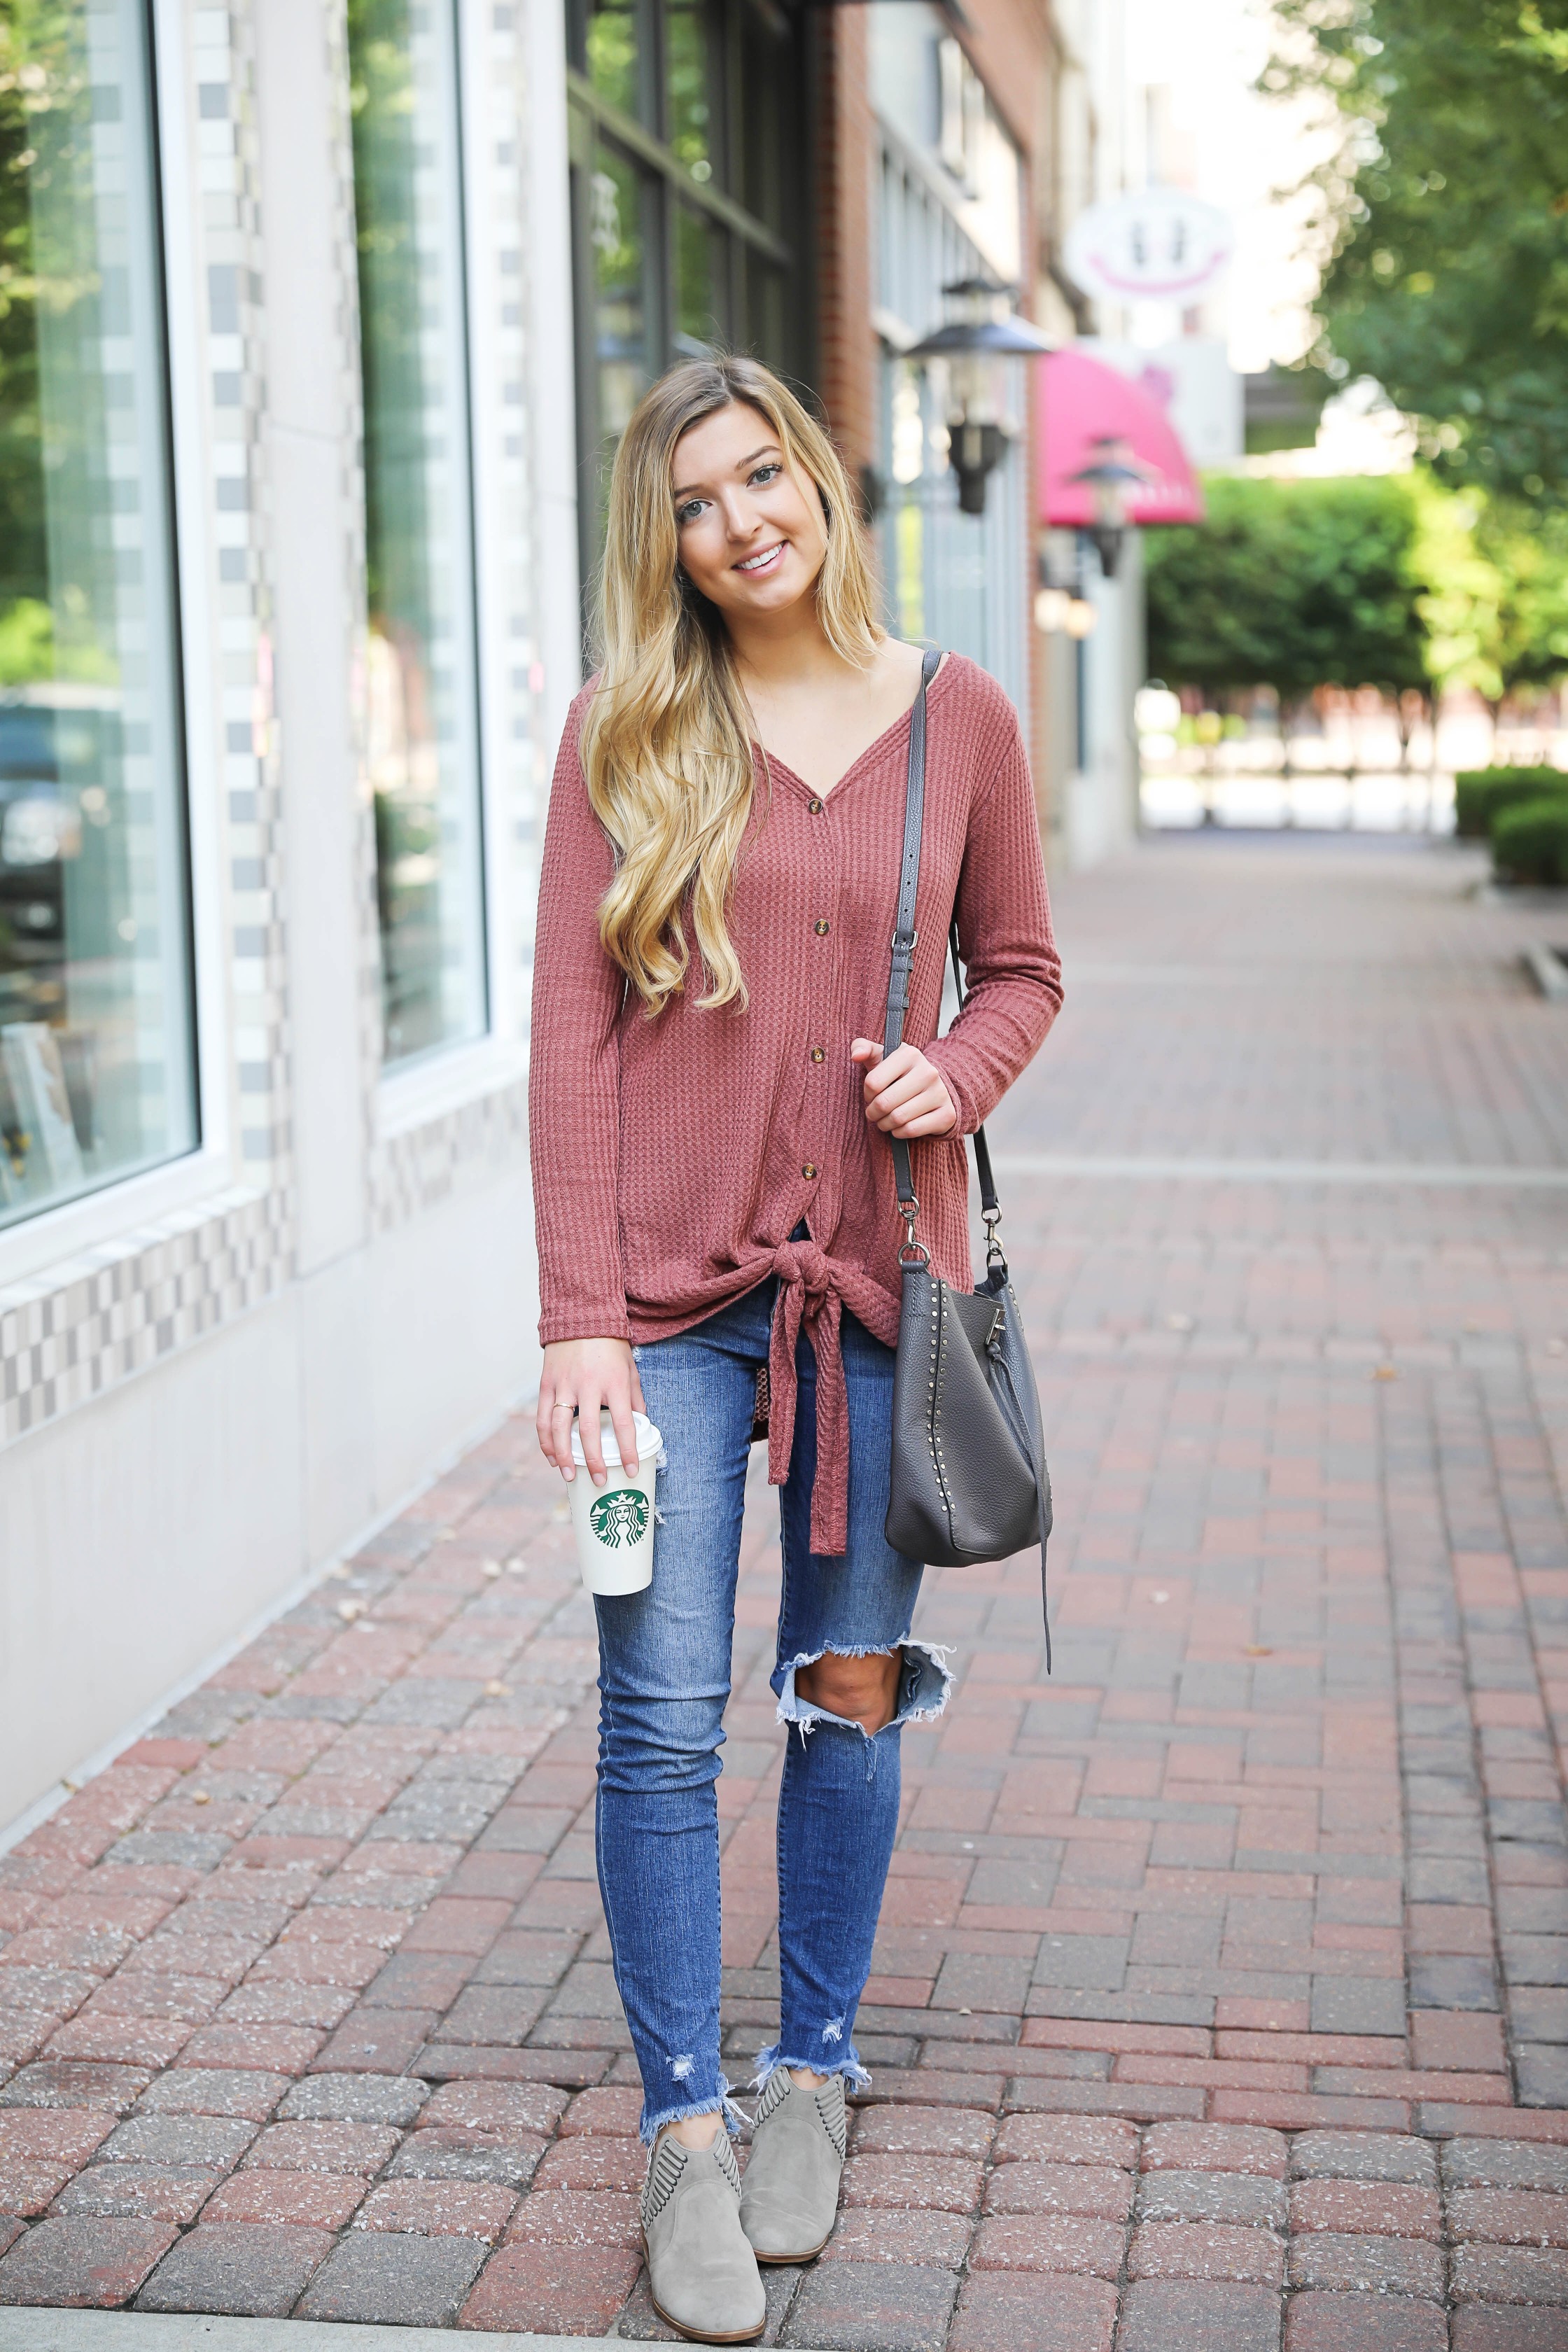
top-left (2, 834), bottom-right (1568, 2346)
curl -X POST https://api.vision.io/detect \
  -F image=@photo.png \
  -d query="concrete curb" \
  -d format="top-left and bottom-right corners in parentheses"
top-left (1522, 941), bottom-right (1568, 1000)
top-left (989, 1147), bottom-right (1568, 1186)
top-left (0, 2316), bottom-right (616, 2351)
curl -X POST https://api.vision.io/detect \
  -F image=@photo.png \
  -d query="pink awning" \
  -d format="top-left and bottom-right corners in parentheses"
top-left (1037, 346), bottom-right (1203, 528)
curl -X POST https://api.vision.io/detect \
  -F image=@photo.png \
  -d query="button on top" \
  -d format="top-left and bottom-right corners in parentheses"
top-left (810, 1046), bottom-right (825, 1064)
top-left (802, 1163), bottom-right (818, 1180)
top-left (807, 797), bottom-right (824, 814)
top-left (813, 918), bottom-right (830, 936)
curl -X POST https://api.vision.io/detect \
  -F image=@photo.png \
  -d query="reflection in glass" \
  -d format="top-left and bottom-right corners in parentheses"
top-left (349, 0), bottom-right (486, 1066)
top-left (587, 137), bottom-right (653, 536)
top-left (664, 0), bottom-right (714, 182)
top-left (673, 204), bottom-right (722, 354)
top-left (739, 6), bottom-right (785, 230)
top-left (0, 0), bottom-right (197, 1228)
top-left (584, 0), bottom-right (638, 118)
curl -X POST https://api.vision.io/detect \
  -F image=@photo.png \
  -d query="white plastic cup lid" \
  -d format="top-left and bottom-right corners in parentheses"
top-left (569, 1408), bottom-right (662, 1469)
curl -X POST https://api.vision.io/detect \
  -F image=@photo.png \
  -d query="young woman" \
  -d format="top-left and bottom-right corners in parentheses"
top-left (530, 355), bottom-right (1060, 2343)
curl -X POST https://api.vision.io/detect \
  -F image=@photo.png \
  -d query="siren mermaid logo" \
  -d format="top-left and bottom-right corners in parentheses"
top-left (588, 1486), bottom-right (650, 1548)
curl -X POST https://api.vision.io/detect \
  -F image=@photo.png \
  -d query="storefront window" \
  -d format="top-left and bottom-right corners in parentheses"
top-left (0, 0), bottom-right (197, 1230)
top-left (584, 0), bottom-right (639, 115)
top-left (566, 0), bottom-right (804, 588)
top-left (349, 0), bottom-right (486, 1068)
top-left (587, 136), bottom-right (655, 453)
top-left (664, 0), bottom-right (716, 182)
top-left (673, 204), bottom-right (720, 352)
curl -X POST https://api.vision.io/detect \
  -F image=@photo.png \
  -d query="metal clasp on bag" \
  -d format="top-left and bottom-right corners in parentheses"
top-left (898, 1192), bottom-right (930, 1268)
top-left (983, 1205), bottom-right (1006, 1270)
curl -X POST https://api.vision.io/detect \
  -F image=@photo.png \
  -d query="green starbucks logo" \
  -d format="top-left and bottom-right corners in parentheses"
top-left (589, 1486), bottom-right (650, 1548)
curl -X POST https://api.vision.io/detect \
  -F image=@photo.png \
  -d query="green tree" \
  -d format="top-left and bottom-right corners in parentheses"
top-left (1268, 0), bottom-right (1568, 500)
top-left (1147, 469), bottom-right (1568, 761)
top-left (1144, 472), bottom-right (1429, 747)
top-left (1413, 480), bottom-right (1568, 739)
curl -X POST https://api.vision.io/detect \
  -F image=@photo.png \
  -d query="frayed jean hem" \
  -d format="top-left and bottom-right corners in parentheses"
top-left (752, 2039), bottom-right (872, 2095)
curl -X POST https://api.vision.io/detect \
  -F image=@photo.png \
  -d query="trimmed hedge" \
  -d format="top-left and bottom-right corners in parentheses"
top-left (1452, 766), bottom-right (1568, 838)
top-left (1492, 796), bottom-right (1568, 886)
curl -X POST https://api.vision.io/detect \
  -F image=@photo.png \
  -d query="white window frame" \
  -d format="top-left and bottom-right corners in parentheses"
top-left (0, 0), bottom-right (241, 1296)
top-left (377, 0), bottom-right (584, 1143)
top-left (354, 0), bottom-right (506, 1135)
top-left (374, 0), bottom-right (527, 1142)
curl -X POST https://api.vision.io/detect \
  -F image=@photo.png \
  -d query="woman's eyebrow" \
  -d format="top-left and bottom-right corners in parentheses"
top-left (671, 444), bottom-right (780, 501)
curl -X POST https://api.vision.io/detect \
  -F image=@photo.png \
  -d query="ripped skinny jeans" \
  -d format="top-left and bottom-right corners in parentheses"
top-left (594, 1274), bottom-right (951, 2143)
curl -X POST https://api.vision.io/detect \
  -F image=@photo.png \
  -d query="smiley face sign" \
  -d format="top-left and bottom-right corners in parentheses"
top-left (1064, 189), bottom-right (1232, 306)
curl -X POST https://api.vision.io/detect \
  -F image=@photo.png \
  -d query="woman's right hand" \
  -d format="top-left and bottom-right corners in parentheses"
top-left (537, 1338), bottom-right (645, 1489)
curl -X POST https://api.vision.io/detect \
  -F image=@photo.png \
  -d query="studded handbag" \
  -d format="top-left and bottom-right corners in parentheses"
top-left (881, 649), bottom-right (1053, 1656)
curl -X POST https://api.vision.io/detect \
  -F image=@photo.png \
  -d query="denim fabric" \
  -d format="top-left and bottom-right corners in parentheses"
top-left (593, 1276), bottom-right (951, 2143)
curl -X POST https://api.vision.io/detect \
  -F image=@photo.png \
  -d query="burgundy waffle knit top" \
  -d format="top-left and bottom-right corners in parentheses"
top-left (528, 652), bottom-right (1063, 1553)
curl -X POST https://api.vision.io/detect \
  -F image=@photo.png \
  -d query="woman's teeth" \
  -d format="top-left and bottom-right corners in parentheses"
top-left (737, 542), bottom-right (785, 573)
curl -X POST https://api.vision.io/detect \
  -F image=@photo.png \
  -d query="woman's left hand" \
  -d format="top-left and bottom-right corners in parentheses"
top-left (849, 1037), bottom-right (958, 1139)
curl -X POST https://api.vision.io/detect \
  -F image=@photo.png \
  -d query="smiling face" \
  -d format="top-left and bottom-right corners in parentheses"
top-left (671, 399), bottom-right (830, 626)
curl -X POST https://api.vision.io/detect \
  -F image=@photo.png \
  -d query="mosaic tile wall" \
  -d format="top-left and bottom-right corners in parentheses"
top-left (0, 0), bottom-right (545, 1449)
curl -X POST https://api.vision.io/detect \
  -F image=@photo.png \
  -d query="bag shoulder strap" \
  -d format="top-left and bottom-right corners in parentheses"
top-left (883, 649), bottom-right (939, 1216)
top-left (949, 920), bottom-right (1000, 1230)
top-left (883, 648), bottom-right (1002, 1252)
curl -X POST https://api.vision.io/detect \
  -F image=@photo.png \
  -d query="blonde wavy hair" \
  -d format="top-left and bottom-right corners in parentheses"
top-left (582, 355), bottom-right (884, 1014)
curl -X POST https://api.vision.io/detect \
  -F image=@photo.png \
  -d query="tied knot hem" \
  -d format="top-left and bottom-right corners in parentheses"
top-left (766, 1236), bottom-right (898, 1556)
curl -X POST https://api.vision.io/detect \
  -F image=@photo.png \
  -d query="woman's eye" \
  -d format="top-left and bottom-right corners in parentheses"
top-left (750, 463), bottom-right (780, 486)
top-left (675, 500), bottom-right (704, 526)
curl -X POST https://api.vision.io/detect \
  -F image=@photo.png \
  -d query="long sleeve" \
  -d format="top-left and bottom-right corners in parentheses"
top-left (924, 715), bottom-right (1063, 1136)
top-left (526, 651), bottom-right (1056, 1370)
top-left (528, 694), bottom-right (632, 1344)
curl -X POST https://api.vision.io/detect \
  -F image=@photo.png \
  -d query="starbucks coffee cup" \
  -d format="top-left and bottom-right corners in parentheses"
top-left (568, 1410), bottom-right (662, 1597)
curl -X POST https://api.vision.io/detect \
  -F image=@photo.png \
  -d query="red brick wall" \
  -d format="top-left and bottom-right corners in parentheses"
top-left (810, 5), bottom-right (877, 481)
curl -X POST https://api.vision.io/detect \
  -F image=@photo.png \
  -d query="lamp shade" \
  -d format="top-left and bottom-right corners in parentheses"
top-left (904, 277), bottom-right (1055, 363)
top-left (904, 315), bottom-right (1056, 360)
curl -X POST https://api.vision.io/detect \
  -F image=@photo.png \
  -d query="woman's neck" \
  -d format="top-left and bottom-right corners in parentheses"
top-left (726, 598), bottom-right (850, 695)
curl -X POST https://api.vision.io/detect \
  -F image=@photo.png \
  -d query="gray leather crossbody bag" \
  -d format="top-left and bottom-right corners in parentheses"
top-left (882, 648), bottom-right (1053, 1657)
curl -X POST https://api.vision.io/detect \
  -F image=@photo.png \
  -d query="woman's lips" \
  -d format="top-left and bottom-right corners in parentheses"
top-left (735, 540), bottom-right (786, 575)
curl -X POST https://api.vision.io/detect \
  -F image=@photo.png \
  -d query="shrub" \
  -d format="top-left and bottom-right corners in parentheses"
top-left (1452, 766), bottom-right (1568, 836)
top-left (1492, 796), bottom-right (1568, 885)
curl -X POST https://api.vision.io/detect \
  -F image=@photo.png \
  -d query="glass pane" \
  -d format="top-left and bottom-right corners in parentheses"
top-left (586, 136), bottom-right (654, 524)
top-left (664, 0), bottom-right (717, 186)
top-left (674, 205), bottom-right (722, 354)
top-left (744, 251), bottom-right (785, 368)
top-left (739, 8), bottom-right (785, 231)
top-left (349, 0), bottom-right (486, 1067)
top-left (583, 0), bottom-right (638, 118)
top-left (0, 0), bottom-right (196, 1229)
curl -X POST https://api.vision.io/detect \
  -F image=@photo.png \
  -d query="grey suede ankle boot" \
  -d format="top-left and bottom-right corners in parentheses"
top-left (739, 2069), bottom-right (847, 2262)
top-left (642, 2125), bottom-right (766, 2344)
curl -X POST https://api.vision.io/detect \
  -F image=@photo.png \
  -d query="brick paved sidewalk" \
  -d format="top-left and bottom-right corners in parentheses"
top-left (3, 834), bottom-right (1568, 2346)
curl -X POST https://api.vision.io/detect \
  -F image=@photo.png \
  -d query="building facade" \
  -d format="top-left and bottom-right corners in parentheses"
top-left (0, 0), bottom-right (582, 1834)
top-left (0, 0), bottom-right (1075, 1838)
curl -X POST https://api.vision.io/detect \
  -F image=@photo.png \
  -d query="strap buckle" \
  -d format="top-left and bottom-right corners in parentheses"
top-left (983, 1205), bottom-right (1005, 1268)
top-left (898, 1194), bottom-right (929, 1268)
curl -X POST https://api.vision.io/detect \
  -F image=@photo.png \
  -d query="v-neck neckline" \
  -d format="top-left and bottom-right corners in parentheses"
top-left (755, 650), bottom-right (951, 804)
